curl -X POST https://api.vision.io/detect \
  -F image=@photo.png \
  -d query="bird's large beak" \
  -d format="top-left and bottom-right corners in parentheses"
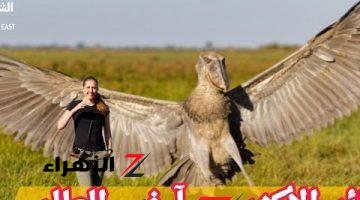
top-left (207, 61), bottom-right (229, 92)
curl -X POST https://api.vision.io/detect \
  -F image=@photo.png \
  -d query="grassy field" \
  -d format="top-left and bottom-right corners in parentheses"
top-left (0, 48), bottom-right (359, 199)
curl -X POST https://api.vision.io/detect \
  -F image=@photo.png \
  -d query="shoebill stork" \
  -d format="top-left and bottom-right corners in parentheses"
top-left (1, 2), bottom-right (360, 186)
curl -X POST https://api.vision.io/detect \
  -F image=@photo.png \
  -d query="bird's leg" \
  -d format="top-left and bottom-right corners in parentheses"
top-left (189, 133), bottom-right (222, 185)
top-left (222, 134), bottom-right (254, 187)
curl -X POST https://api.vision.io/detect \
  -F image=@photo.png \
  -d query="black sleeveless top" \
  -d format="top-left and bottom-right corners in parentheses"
top-left (65, 100), bottom-right (106, 151)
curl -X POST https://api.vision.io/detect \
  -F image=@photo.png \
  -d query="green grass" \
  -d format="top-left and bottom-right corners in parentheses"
top-left (0, 48), bottom-right (359, 199)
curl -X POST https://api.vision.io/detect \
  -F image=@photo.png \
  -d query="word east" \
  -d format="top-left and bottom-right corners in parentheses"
top-left (1, 23), bottom-right (15, 30)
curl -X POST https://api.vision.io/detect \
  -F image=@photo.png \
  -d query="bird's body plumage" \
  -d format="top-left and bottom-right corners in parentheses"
top-left (180, 72), bottom-right (239, 185)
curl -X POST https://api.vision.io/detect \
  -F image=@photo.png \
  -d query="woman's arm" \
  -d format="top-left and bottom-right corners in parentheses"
top-left (57, 110), bottom-right (74, 130)
top-left (104, 113), bottom-right (113, 152)
top-left (57, 101), bottom-right (85, 130)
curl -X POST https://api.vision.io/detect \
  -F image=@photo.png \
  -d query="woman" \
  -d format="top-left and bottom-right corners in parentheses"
top-left (57, 76), bottom-right (112, 186)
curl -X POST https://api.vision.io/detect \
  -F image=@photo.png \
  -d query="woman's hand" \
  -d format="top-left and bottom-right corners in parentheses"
top-left (71, 100), bottom-right (86, 113)
top-left (106, 148), bottom-right (113, 156)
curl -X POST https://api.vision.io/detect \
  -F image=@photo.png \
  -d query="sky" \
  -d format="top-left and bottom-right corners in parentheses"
top-left (0, 0), bottom-right (359, 48)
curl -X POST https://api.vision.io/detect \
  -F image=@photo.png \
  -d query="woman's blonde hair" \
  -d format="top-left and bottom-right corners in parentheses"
top-left (82, 76), bottom-right (109, 116)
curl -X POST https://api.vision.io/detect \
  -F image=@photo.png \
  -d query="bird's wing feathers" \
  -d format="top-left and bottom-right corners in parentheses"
top-left (0, 55), bottom-right (82, 159)
top-left (227, 2), bottom-right (360, 146)
top-left (0, 54), bottom-right (190, 177)
top-left (100, 90), bottom-right (189, 176)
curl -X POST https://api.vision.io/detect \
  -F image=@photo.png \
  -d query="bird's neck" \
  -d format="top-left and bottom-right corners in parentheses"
top-left (183, 83), bottom-right (230, 123)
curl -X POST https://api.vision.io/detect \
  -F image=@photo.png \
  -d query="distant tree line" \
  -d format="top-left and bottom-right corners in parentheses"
top-left (0, 42), bottom-right (300, 50)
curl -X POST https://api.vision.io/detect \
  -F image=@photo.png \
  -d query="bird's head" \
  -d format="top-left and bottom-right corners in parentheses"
top-left (195, 51), bottom-right (229, 92)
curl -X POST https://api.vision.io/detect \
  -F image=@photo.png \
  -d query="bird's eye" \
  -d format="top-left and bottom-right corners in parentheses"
top-left (203, 57), bottom-right (212, 64)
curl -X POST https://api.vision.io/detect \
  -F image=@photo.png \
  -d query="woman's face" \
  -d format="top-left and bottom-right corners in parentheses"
top-left (83, 80), bottom-right (98, 101)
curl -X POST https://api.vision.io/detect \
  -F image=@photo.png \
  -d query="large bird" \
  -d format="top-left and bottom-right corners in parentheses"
top-left (1, 2), bottom-right (360, 186)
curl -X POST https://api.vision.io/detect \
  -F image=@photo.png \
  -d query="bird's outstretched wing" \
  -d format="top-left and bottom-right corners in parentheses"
top-left (0, 54), bottom-right (190, 177)
top-left (227, 2), bottom-right (360, 146)
top-left (99, 89), bottom-right (190, 176)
